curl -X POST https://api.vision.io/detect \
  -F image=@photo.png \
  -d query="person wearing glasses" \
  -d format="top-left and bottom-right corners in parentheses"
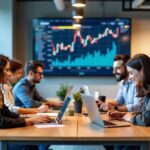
top-left (13, 60), bottom-right (62, 109)
top-left (0, 54), bottom-right (51, 150)
top-left (3, 59), bottom-right (49, 114)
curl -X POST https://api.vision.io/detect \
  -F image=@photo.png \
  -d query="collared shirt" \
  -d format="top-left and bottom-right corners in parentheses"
top-left (13, 77), bottom-right (47, 108)
top-left (115, 80), bottom-right (144, 112)
top-left (3, 82), bottom-right (20, 114)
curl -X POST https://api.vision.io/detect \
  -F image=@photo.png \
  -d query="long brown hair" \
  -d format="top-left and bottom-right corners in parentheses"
top-left (0, 54), bottom-right (9, 108)
top-left (127, 54), bottom-right (150, 93)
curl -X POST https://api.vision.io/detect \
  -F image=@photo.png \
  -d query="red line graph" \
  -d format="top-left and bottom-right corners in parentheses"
top-left (52, 27), bottom-right (120, 55)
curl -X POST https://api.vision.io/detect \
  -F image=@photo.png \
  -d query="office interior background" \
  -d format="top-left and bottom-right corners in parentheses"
top-left (0, 0), bottom-right (150, 99)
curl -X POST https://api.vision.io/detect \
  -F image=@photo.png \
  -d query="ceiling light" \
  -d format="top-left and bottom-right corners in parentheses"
top-left (71, 0), bottom-right (86, 7)
top-left (73, 19), bottom-right (82, 28)
top-left (72, 8), bottom-right (84, 19)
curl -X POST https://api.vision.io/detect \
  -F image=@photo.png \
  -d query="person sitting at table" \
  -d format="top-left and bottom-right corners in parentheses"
top-left (108, 53), bottom-right (150, 126)
top-left (99, 54), bottom-right (144, 112)
top-left (0, 54), bottom-right (51, 150)
top-left (13, 60), bottom-right (62, 109)
top-left (3, 58), bottom-right (49, 114)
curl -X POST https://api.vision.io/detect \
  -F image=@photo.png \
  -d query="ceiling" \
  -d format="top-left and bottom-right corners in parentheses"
top-left (16, 0), bottom-right (150, 11)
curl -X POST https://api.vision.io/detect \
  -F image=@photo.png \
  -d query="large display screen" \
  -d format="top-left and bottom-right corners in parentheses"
top-left (33, 18), bottom-right (131, 76)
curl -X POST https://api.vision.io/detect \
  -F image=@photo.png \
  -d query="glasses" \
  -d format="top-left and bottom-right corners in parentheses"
top-left (34, 71), bottom-right (43, 76)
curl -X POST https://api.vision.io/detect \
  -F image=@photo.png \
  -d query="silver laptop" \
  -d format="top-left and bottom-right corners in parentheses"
top-left (81, 94), bottom-right (131, 128)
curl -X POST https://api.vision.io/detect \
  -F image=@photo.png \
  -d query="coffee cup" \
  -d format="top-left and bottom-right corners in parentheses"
top-left (99, 95), bottom-right (106, 102)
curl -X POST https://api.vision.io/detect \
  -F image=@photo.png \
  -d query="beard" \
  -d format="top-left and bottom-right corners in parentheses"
top-left (33, 78), bottom-right (41, 84)
top-left (114, 72), bottom-right (128, 82)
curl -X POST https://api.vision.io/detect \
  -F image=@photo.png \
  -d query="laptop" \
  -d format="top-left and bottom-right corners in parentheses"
top-left (81, 94), bottom-right (131, 128)
top-left (50, 96), bottom-right (72, 124)
top-left (37, 86), bottom-right (73, 124)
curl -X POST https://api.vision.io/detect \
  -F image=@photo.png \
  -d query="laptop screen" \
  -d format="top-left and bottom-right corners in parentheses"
top-left (57, 96), bottom-right (72, 123)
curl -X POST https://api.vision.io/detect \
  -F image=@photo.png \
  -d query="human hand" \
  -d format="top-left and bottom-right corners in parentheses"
top-left (25, 115), bottom-right (51, 125)
top-left (100, 103), bottom-right (114, 111)
top-left (53, 101), bottom-right (63, 107)
top-left (37, 104), bottom-right (49, 113)
top-left (107, 110), bottom-right (126, 120)
top-left (123, 113), bottom-right (133, 122)
top-left (44, 101), bottom-right (63, 108)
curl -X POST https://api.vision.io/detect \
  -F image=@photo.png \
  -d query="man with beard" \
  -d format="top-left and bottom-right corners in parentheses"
top-left (13, 60), bottom-right (62, 109)
top-left (99, 54), bottom-right (144, 112)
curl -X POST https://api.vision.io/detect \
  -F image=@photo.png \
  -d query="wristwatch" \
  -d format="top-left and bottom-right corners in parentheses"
top-left (114, 106), bottom-right (118, 110)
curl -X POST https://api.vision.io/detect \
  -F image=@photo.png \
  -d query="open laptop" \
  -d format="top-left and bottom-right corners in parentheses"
top-left (50, 96), bottom-right (72, 124)
top-left (49, 86), bottom-right (73, 124)
top-left (81, 94), bottom-right (131, 128)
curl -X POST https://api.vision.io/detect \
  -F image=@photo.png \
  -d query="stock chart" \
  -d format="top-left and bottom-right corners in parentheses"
top-left (33, 18), bottom-right (131, 76)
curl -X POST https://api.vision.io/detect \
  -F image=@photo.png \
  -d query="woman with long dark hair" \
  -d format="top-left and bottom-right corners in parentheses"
top-left (0, 54), bottom-right (52, 150)
top-left (108, 53), bottom-right (150, 126)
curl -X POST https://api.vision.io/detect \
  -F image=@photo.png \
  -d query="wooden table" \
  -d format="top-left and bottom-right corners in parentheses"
top-left (0, 116), bottom-right (78, 150)
top-left (0, 115), bottom-right (150, 150)
top-left (77, 114), bottom-right (150, 150)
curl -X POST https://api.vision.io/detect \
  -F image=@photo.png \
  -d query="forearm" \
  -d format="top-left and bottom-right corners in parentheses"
top-left (0, 115), bottom-right (26, 128)
top-left (109, 100), bottom-right (128, 112)
top-left (44, 101), bottom-right (56, 107)
top-left (108, 100), bottom-right (120, 106)
top-left (18, 108), bottom-right (38, 114)
top-left (115, 105), bottom-right (128, 112)
top-left (25, 118), bottom-right (34, 126)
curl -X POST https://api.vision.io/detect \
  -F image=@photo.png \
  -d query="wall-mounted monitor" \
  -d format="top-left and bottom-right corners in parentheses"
top-left (33, 18), bottom-right (131, 76)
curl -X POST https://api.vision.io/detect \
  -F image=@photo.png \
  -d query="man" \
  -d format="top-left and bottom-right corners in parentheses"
top-left (100, 54), bottom-right (144, 112)
top-left (3, 59), bottom-right (49, 114)
top-left (13, 60), bottom-right (62, 109)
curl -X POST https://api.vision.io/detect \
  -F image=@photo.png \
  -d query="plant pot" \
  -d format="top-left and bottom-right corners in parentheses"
top-left (74, 101), bottom-right (83, 113)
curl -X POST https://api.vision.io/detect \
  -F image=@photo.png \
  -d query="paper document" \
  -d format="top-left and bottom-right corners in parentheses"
top-left (34, 123), bottom-right (64, 128)
top-left (37, 113), bottom-right (58, 117)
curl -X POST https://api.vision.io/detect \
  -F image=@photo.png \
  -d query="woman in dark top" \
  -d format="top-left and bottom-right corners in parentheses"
top-left (108, 54), bottom-right (150, 126)
top-left (0, 54), bottom-right (51, 128)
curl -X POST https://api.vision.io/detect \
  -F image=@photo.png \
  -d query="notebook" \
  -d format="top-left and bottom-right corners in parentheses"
top-left (81, 94), bottom-right (131, 128)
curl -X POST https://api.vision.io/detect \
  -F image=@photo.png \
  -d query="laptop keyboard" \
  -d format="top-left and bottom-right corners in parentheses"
top-left (50, 118), bottom-right (56, 123)
top-left (51, 106), bottom-right (61, 110)
top-left (103, 120), bottom-right (117, 126)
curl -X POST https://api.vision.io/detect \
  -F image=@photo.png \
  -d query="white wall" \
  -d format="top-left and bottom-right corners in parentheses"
top-left (3, 1), bottom-right (150, 98)
top-left (0, 0), bottom-right (13, 57)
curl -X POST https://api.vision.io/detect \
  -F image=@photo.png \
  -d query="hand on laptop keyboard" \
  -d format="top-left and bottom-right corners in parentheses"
top-left (107, 110), bottom-right (127, 120)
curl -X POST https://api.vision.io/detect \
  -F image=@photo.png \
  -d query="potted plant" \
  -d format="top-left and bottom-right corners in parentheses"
top-left (73, 87), bottom-right (85, 113)
top-left (56, 83), bottom-right (69, 101)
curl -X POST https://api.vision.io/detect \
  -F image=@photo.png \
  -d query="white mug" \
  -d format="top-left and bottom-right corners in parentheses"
top-left (94, 91), bottom-right (99, 100)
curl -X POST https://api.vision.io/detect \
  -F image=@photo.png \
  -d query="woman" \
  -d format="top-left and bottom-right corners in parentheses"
top-left (108, 54), bottom-right (150, 126)
top-left (3, 58), bottom-right (49, 114)
top-left (0, 54), bottom-right (51, 128)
